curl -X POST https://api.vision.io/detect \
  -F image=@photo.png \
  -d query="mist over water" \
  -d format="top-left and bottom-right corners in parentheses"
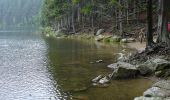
top-left (0, 0), bottom-right (43, 30)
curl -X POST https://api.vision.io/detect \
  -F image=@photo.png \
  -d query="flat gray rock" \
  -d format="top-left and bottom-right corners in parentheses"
top-left (152, 80), bottom-right (170, 90)
top-left (144, 87), bottom-right (170, 98)
top-left (134, 96), bottom-right (164, 100)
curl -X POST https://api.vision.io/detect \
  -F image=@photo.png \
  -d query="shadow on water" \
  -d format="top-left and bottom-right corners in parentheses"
top-left (45, 38), bottom-right (153, 100)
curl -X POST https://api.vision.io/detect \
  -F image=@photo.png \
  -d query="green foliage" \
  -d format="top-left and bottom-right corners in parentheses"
top-left (43, 26), bottom-right (55, 37)
top-left (72, 0), bottom-right (81, 5)
top-left (41, 0), bottom-right (69, 26)
top-left (81, 5), bottom-right (93, 15)
top-left (110, 0), bottom-right (118, 5)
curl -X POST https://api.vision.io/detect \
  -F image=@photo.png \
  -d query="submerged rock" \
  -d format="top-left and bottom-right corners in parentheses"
top-left (72, 87), bottom-right (88, 92)
top-left (96, 60), bottom-right (103, 63)
top-left (72, 96), bottom-right (89, 100)
top-left (92, 75), bottom-right (103, 83)
top-left (98, 76), bottom-right (110, 84)
top-left (92, 83), bottom-right (109, 88)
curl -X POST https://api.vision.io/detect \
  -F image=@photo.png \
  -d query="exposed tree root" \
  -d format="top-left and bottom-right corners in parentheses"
top-left (128, 42), bottom-right (170, 64)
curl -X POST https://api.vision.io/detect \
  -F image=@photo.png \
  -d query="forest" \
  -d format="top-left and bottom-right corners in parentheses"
top-left (42, 0), bottom-right (156, 34)
top-left (0, 0), bottom-right (43, 29)
top-left (42, 0), bottom-right (170, 50)
top-left (1, 0), bottom-right (170, 100)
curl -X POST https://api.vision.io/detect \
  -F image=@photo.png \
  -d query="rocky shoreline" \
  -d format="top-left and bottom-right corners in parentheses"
top-left (43, 28), bottom-right (170, 100)
top-left (91, 57), bottom-right (170, 100)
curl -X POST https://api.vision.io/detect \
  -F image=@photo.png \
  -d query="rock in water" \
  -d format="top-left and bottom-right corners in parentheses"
top-left (96, 60), bottom-right (103, 63)
top-left (108, 61), bottom-right (138, 79)
top-left (92, 75), bottom-right (103, 83)
top-left (98, 76), bottom-right (110, 84)
top-left (96, 29), bottom-right (105, 36)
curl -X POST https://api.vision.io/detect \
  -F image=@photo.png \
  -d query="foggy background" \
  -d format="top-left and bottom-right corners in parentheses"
top-left (0, 0), bottom-right (43, 30)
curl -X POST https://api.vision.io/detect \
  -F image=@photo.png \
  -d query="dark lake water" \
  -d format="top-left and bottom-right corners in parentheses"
top-left (0, 31), bottom-right (152, 100)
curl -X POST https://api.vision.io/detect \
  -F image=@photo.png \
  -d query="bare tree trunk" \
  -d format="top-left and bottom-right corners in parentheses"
top-left (126, 0), bottom-right (129, 24)
top-left (133, 0), bottom-right (136, 21)
top-left (146, 0), bottom-right (154, 48)
top-left (115, 8), bottom-right (118, 29)
top-left (157, 0), bottom-right (170, 47)
top-left (72, 8), bottom-right (76, 33)
top-left (118, 0), bottom-right (123, 36)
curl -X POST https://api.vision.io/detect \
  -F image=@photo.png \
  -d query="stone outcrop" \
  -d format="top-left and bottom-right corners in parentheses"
top-left (134, 80), bottom-right (170, 100)
top-left (108, 61), bottom-right (138, 79)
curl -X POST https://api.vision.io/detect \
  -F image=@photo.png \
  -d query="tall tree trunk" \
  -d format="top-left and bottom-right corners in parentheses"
top-left (157, 0), bottom-right (163, 42)
top-left (118, 0), bottom-right (123, 36)
top-left (72, 7), bottom-right (76, 33)
top-left (157, 0), bottom-right (170, 47)
top-left (146, 0), bottom-right (154, 48)
top-left (133, 0), bottom-right (136, 21)
top-left (126, 0), bottom-right (129, 25)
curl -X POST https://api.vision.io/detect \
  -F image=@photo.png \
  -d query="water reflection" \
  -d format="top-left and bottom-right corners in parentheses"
top-left (0, 32), bottom-right (66, 100)
top-left (46, 38), bottom-right (152, 100)
top-left (0, 31), bottom-right (152, 100)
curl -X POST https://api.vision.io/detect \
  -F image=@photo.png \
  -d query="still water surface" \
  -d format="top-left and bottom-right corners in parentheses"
top-left (0, 31), bottom-right (152, 100)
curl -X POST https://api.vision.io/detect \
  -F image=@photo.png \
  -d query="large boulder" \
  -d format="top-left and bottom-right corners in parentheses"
top-left (152, 59), bottom-right (170, 71)
top-left (96, 29), bottom-right (105, 36)
top-left (136, 60), bottom-right (156, 75)
top-left (137, 58), bottom-right (170, 75)
top-left (108, 61), bottom-right (138, 79)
